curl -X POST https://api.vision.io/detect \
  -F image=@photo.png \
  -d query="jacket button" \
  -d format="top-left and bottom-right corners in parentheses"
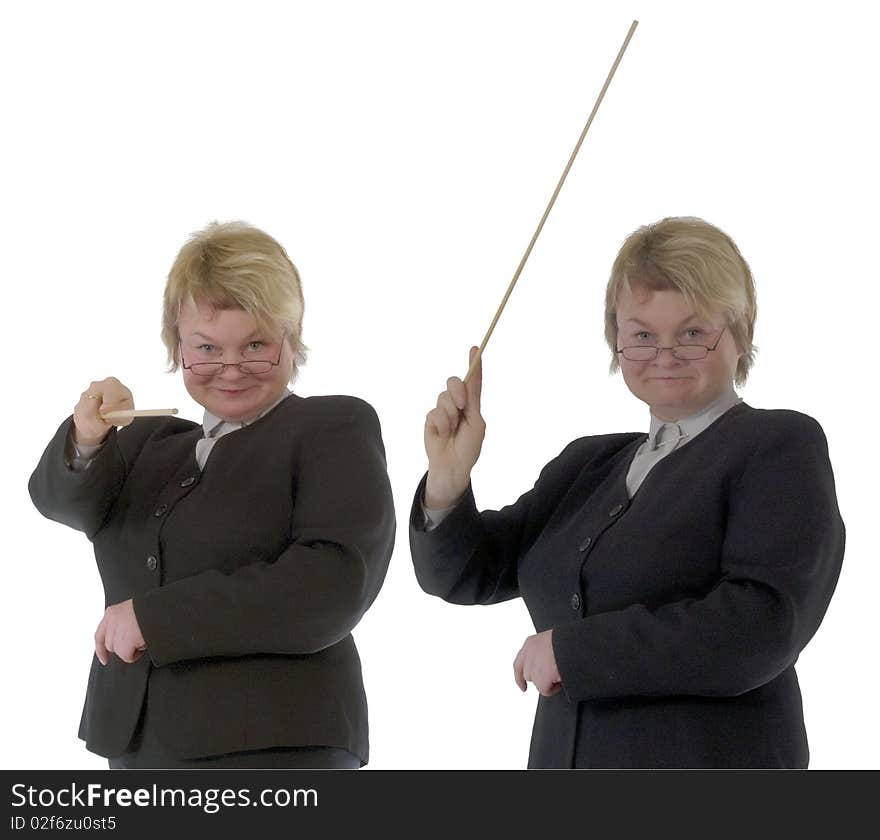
top-left (570, 593), bottom-right (581, 611)
top-left (153, 504), bottom-right (168, 517)
top-left (578, 536), bottom-right (592, 551)
top-left (180, 476), bottom-right (196, 487)
top-left (609, 503), bottom-right (624, 517)
top-left (146, 555), bottom-right (158, 571)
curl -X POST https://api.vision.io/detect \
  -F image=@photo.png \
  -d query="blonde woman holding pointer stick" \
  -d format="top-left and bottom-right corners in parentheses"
top-left (30, 221), bottom-right (395, 768)
top-left (411, 216), bottom-right (844, 767)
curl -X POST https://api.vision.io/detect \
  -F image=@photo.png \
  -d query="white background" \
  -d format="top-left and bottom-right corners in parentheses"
top-left (2, 0), bottom-right (877, 769)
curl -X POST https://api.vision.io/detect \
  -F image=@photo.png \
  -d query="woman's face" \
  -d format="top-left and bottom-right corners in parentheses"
top-left (615, 285), bottom-right (742, 422)
top-left (177, 299), bottom-right (294, 422)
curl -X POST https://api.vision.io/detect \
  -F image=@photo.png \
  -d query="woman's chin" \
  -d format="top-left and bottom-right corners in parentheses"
top-left (205, 390), bottom-right (259, 421)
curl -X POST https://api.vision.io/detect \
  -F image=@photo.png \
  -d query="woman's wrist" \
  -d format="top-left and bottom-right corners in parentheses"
top-left (72, 427), bottom-right (109, 448)
top-left (424, 471), bottom-right (469, 510)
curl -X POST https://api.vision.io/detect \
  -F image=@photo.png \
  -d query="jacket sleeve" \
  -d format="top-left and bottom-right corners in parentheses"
top-left (28, 417), bottom-right (140, 540)
top-left (409, 439), bottom-right (589, 606)
top-left (551, 413), bottom-right (845, 701)
top-left (132, 398), bottom-right (396, 665)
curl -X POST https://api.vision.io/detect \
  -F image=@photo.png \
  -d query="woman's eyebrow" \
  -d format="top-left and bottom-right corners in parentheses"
top-left (189, 330), bottom-right (262, 342)
top-left (623, 316), bottom-right (705, 329)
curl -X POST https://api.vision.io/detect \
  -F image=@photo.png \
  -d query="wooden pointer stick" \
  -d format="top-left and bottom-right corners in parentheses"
top-left (101, 408), bottom-right (179, 421)
top-left (463, 19), bottom-right (639, 385)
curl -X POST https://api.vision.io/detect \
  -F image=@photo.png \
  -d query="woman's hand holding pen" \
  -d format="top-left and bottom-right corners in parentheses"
top-left (73, 377), bottom-right (135, 446)
top-left (423, 347), bottom-right (486, 509)
top-left (72, 379), bottom-right (151, 667)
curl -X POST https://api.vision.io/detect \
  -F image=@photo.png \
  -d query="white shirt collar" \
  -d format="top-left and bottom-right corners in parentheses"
top-left (647, 387), bottom-right (742, 447)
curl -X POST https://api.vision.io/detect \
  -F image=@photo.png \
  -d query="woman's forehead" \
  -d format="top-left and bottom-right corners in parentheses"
top-left (616, 286), bottom-right (718, 326)
top-left (178, 299), bottom-right (267, 340)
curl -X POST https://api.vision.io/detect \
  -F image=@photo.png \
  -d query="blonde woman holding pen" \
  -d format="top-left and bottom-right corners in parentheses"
top-left (30, 221), bottom-right (395, 768)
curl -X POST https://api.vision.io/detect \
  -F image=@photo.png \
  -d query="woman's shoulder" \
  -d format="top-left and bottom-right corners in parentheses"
top-left (560, 431), bottom-right (645, 458)
top-left (728, 403), bottom-right (829, 444)
top-left (539, 431), bottom-right (644, 481)
top-left (118, 414), bottom-right (200, 446)
top-left (278, 393), bottom-right (381, 429)
top-left (149, 415), bottom-right (201, 435)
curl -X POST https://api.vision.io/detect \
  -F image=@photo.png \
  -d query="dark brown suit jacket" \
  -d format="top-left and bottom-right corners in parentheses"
top-left (30, 394), bottom-right (395, 763)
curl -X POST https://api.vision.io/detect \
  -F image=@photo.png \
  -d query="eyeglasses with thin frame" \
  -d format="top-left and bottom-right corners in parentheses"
top-left (180, 333), bottom-right (287, 376)
top-left (616, 326), bottom-right (727, 362)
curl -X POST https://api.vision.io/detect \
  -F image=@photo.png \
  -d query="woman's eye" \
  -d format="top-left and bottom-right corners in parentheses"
top-left (198, 344), bottom-right (215, 353)
top-left (635, 331), bottom-right (651, 342)
top-left (247, 341), bottom-right (265, 352)
top-left (684, 329), bottom-right (703, 340)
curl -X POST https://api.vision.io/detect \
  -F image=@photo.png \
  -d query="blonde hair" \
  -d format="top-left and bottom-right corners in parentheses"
top-left (162, 221), bottom-right (307, 374)
top-left (604, 216), bottom-right (757, 386)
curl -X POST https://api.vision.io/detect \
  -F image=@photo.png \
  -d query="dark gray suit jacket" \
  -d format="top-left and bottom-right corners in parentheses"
top-left (30, 394), bottom-right (395, 763)
top-left (410, 403), bottom-right (844, 768)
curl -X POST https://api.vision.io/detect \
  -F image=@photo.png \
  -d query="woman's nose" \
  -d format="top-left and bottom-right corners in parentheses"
top-left (652, 347), bottom-right (684, 367)
top-left (217, 360), bottom-right (247, 379)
